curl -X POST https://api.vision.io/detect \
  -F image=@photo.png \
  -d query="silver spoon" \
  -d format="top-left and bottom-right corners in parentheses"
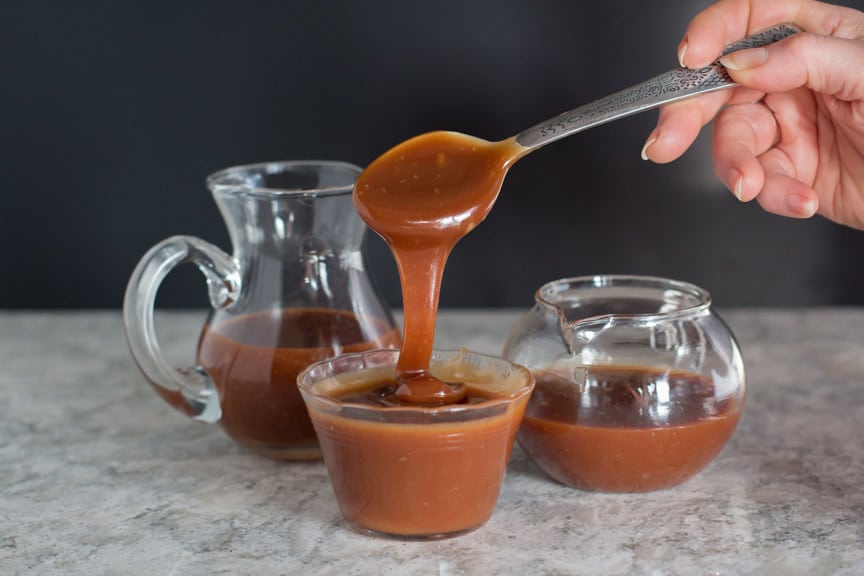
top-left (515, 23), bottom-right (801, 151)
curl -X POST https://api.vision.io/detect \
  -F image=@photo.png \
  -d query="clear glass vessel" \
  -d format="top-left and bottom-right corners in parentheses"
top-left (123, 161), bottom-right (399, 460)
top-left (502, 275), bottom-right (745, 492)
top-left (298, 348), bottom-right (533, 539)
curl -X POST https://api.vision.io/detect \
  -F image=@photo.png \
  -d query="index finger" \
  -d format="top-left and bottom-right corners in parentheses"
top-left (679, 0), bottom-right (864, 68)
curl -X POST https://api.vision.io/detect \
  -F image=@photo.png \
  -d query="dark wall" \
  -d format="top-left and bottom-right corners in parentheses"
top-left (4, 0), bottom-right (864, 310)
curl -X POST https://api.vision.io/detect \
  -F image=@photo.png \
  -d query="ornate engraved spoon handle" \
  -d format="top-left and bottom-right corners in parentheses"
top-left (515, 24), bottom-right (801, 151)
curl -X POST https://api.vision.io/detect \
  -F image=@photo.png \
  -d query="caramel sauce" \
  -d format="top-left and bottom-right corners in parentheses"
top-left (313, 376), bottom-right (528, 536)
top-left (298, 131), bottom-right (530, 535)
top-left (354, 131), bottom-right (525, 403)
top-left (518, 366), bottom-right (743, 492)
top-left (195, 308), bottom-right (399, 459)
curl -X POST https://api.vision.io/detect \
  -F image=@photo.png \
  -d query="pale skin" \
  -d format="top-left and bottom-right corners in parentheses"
top-left (641, 0), bottom-right (864, 230)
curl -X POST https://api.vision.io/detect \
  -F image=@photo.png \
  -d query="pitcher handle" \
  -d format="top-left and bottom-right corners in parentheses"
top-left (123, 235), bottom-right (241, 423)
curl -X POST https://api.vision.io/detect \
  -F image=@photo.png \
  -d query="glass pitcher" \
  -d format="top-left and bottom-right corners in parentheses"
top-left (502, 275), bottom-right (745, 492)
top-left (123, 161), bottom-right (400, 461)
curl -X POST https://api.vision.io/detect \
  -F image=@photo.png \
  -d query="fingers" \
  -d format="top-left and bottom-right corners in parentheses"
top-left (755, 154), bottom-right (819, 218)
top-left (711, 102), bottom-right (777, 201)
top-left (679, 0), bottom-right (801, 67)
top-left (645, 0), bottom-right (864, 223)
top-left (644, 0), bottom-right (864, 163)
top-left (711, 94), bottom-right (820, 218)
top-left (641, 90), bottom-right (732, 163)
top-left (679, 0), bottom-right (864, 69)
top-left (720, 33), bottom-right (864, 101)
top-left (715, 136), bottom-right (818, 220)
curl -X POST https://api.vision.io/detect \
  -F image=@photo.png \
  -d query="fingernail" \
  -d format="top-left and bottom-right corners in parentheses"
top-left (720, 47), bottom-right (768, 71)
top-left (785, 194), bottom-right (817, 217)
top-left (641, 132), bottom-right (658, 161)
top-left (677, 38), bottom-right (688, 67)
top-left (728, 170), bottom-right (744, 201)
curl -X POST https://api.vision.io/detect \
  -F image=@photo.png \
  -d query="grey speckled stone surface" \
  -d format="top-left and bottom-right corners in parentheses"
top-left (2, 309), bottom-right (863, 575)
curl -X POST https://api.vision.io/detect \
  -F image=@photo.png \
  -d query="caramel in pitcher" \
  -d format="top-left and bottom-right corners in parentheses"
top-left (197, 308), bottom-right (399, 459)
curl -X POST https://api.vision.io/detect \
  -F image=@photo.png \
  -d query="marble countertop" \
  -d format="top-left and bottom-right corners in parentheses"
top-left (2, 308), bottom-right (864, 575)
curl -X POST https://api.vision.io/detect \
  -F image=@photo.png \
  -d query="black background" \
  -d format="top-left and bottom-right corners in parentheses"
top-left (4, 0), bottom-right (863, 310)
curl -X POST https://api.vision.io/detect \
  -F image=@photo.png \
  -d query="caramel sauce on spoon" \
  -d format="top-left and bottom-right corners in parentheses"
top-left (354, 131), bottom-right (526, 404)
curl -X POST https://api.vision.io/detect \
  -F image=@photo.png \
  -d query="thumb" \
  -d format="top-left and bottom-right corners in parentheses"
top-left (719, 33), bottom-right (864, 101)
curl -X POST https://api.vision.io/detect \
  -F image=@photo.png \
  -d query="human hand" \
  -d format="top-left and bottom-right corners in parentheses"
top-left (641, 0), bottom-right (864, 230)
